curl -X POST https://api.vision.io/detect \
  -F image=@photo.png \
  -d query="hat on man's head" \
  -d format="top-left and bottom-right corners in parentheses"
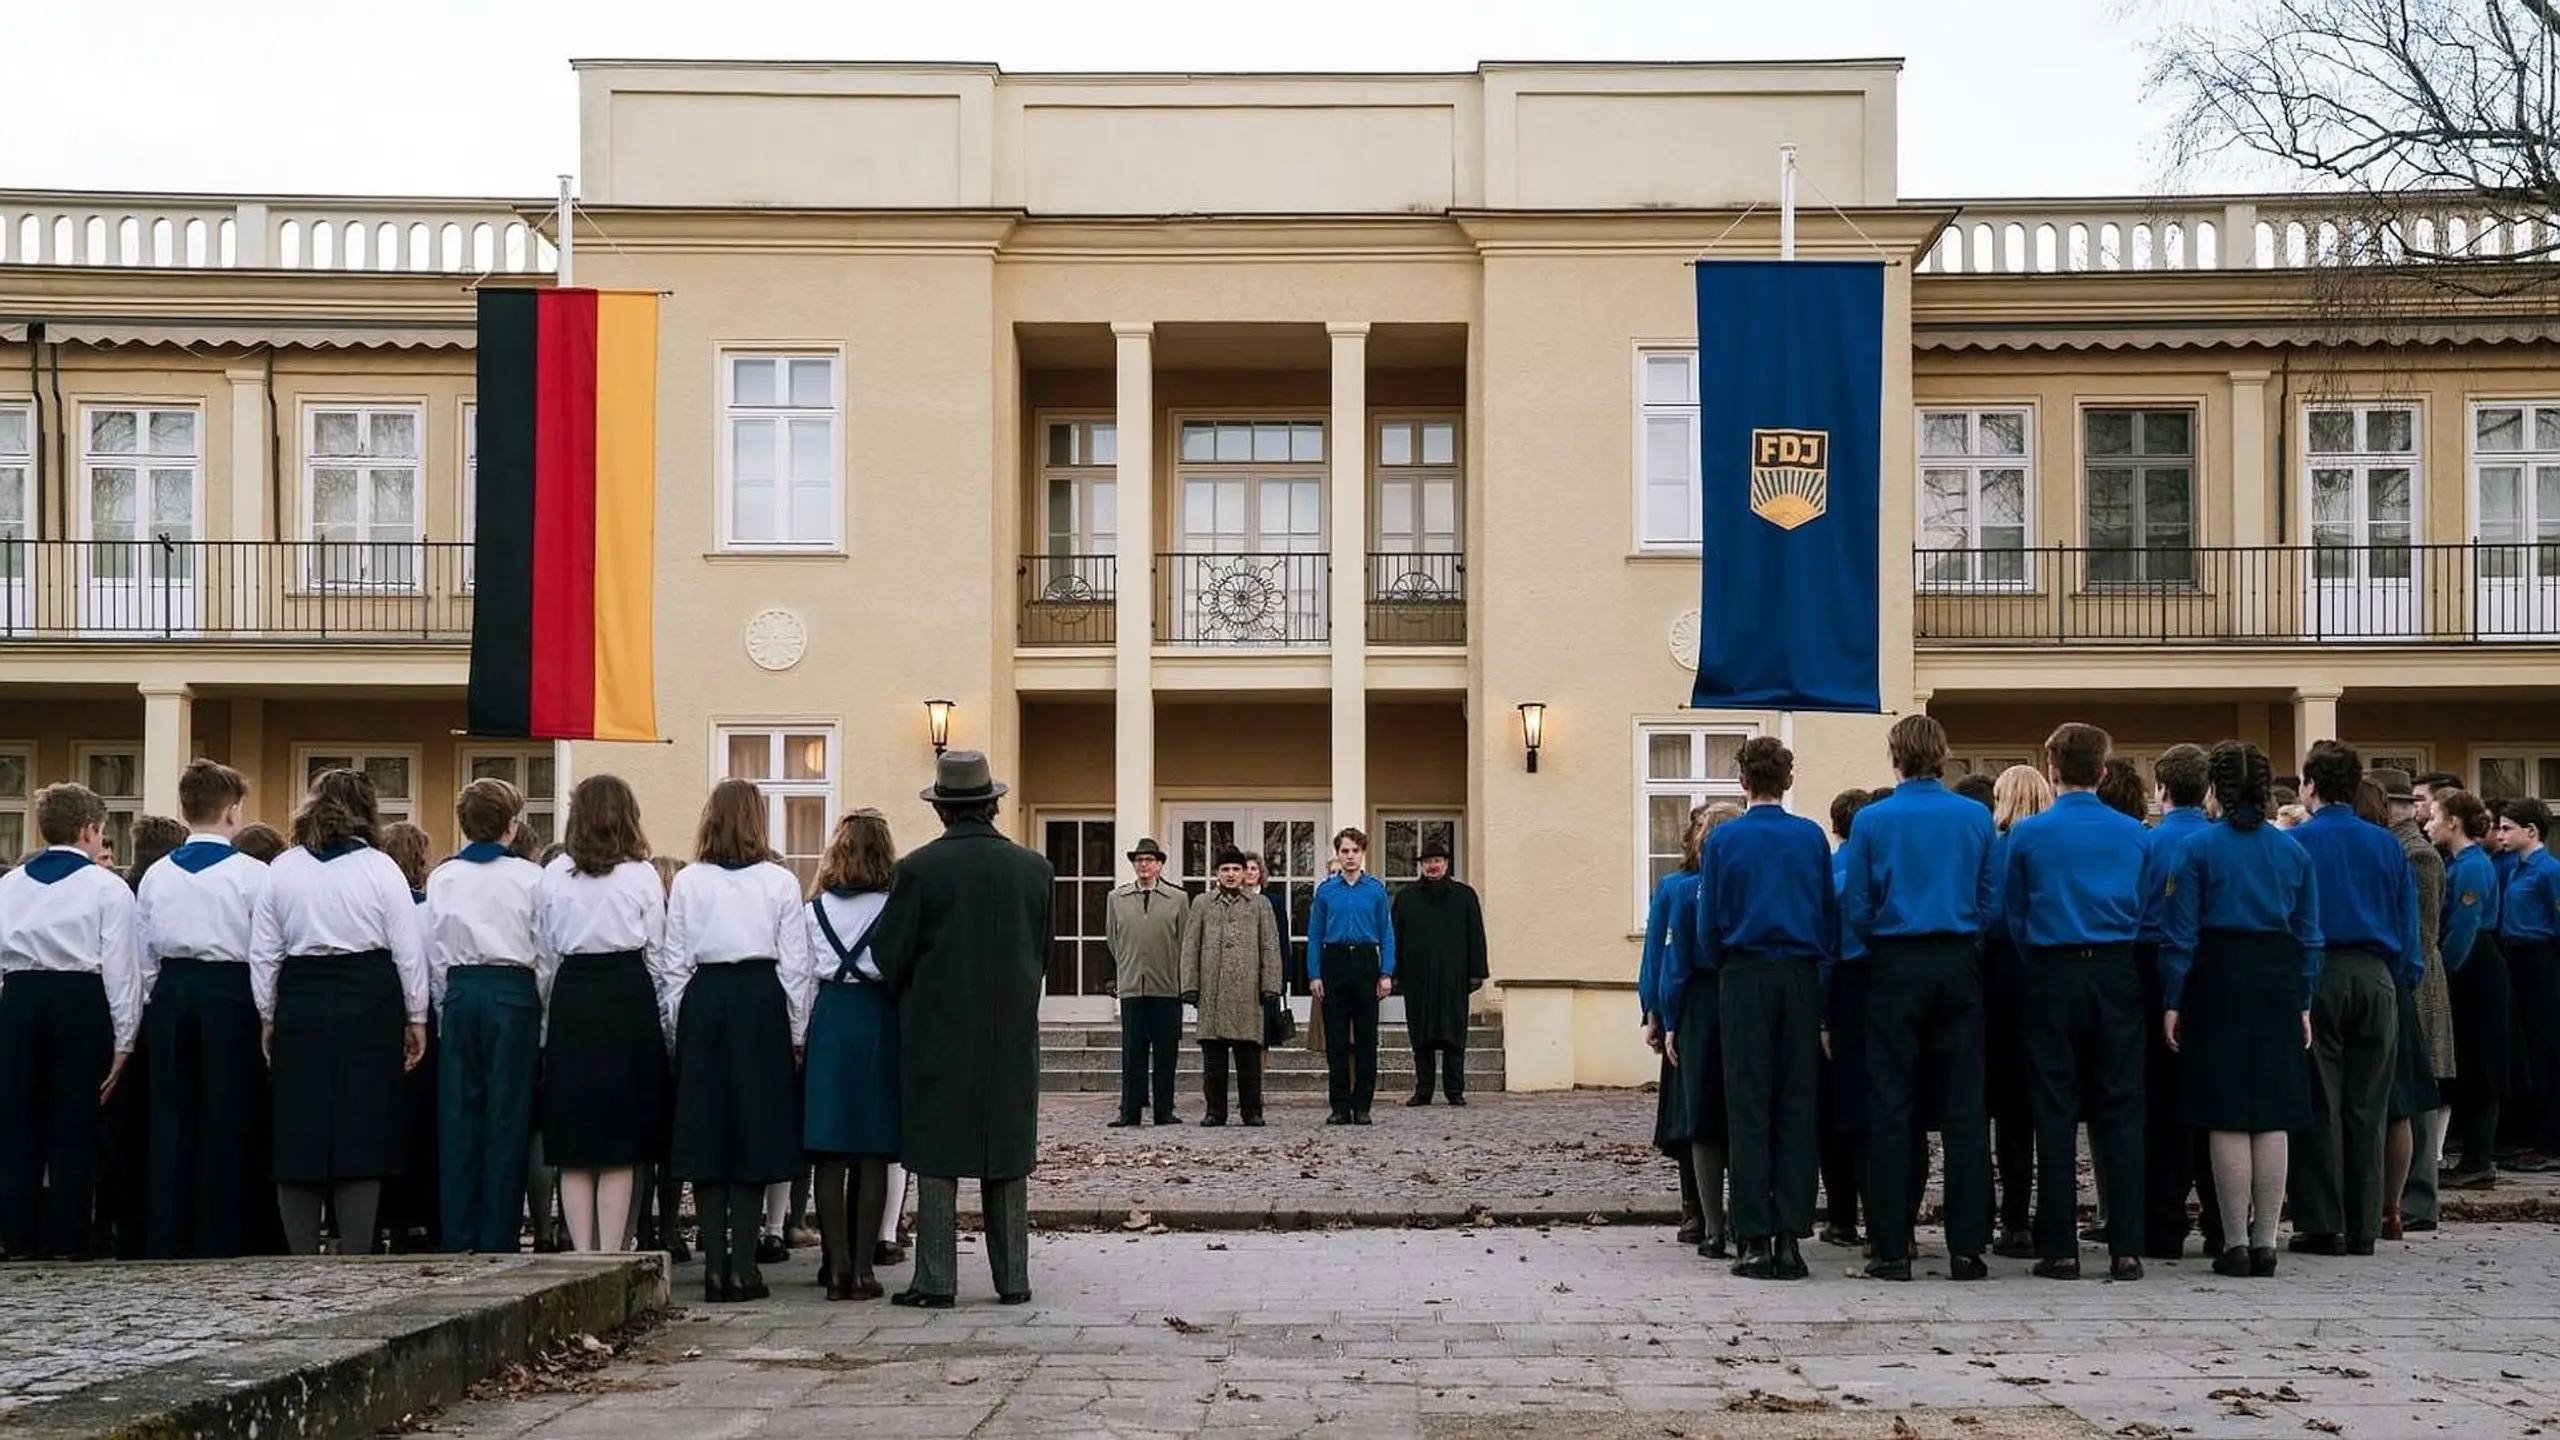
top-left (920, 750), bottom-right (1008, 804)
top-left (1214, 846), bottom-right (1251, 869)
top-left (1127, 837), bottom-right (1168, 862)
top-left (2370, 767), bottom-right (2416, 802)
top-left (1417, 836), bottom-right (1454, 862)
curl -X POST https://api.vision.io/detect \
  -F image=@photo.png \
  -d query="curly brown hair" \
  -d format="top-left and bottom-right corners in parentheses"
top-left (694, 779), bottom-right (776, 867)
top-left (378, 821), bottom-right (434, 891)
top-left (292, 768), bottom-right (379, 854)
top-left (814, 808), bottom-right (897, 895)
top-left (564, 774), bottom-right (650, 878)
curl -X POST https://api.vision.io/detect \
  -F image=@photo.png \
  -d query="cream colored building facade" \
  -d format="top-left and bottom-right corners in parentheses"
top-left (5, 59), bottom-right (2557, 1087)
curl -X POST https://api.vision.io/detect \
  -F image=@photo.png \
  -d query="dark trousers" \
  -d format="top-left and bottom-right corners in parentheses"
top-left (438, 966), bottom-right (542, 1254)
top-left (1817, 1055), bottom-right (1860, 1233)
top-left (1410, 1041), bottom-right (1465, 1101)
top-left (1720, 958), bottom-right (1821, 1242)
top-left (2512, 940), bottom-right (2560, 1151)
top-left (1201, 1040), bottom-right (1265, 1121)
top-left (0, 972), bottom-right (113, 1258)
top-left (1320, 946), bottom-right (1383, 1115)
top-left (2291, 950), bottom-right (2399, 1241)
top-left (1862, 936), bottom-right (1992, 1262)
top-left (2136, 946), bottom-right (2195, 1254)
top-left (2022, 946), bottom-right (2146, 1260)
top-left (1116, 996), bottom-right (1183, 1123)
top-left (1993, 1114), bottom-right (2034, 1235)
top-left (2451, 1076), bottom-right (2502, 1175)
top-left (147, 959), bottom-right (266, 1259)
top-left (97, 1042), bottom-right (148, 1259)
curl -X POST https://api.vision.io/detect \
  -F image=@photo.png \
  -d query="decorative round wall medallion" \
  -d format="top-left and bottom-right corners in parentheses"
top-left (1669, 608), bottom-right (1701, 671)
top-left (745, 609), bottom-right (808, 672)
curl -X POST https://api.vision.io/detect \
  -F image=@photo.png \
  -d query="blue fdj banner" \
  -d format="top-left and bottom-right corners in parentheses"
top-left (1688, 259), bottom-right (1884, 714)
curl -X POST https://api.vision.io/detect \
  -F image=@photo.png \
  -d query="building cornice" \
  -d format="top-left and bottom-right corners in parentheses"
top-left (1457, 207), bottom-right (1955, 261)
top-left (0, 265), bottom-right (500, 324)
top-left (1913, 264), bottom-right (2560, 350)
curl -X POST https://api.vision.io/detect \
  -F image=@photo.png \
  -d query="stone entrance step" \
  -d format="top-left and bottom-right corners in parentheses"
top-left (1038, 1018), bottom-right (1504, 1094)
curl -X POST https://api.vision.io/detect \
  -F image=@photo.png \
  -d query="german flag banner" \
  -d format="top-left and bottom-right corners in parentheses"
top-left (468, 288), bottom-right (658, 741)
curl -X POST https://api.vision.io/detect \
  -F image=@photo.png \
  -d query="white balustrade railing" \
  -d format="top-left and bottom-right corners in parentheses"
top-left (1914, 197), bottom-right (2560, 275)
top-left (0, 191), bottom-right (556, 274)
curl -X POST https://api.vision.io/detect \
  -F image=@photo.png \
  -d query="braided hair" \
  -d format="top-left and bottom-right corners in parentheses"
top-left (2208, 740), bottom-right (2273, 833)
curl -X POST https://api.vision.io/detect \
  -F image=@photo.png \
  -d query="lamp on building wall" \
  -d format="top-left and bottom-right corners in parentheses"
top-left (1518, 702), bottom-right (1546, 774)
top-left (925, 699), bottom-right (956, 756)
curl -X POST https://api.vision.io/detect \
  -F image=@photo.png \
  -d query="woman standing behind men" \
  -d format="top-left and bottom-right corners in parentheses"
top-left (664, 780), bottom-right (815, 1302)
top-left (802, 809), bottom-right (901, 1301)
top-left (251, 768), bottom-right (430, 1256)
top-left (1181, 847), bottom-right (1285, 1128)
top-left (537, 776), bottom-right (667, 1254)
top-left (1984, 765), bottom-right (2052, 1259)
top-left (426, 779), bottom-right (546, 1255)
top-left (2160, 741), bottom-right (2321, 1278)
top-left (1639, 804), bottom-right (1714, 1254)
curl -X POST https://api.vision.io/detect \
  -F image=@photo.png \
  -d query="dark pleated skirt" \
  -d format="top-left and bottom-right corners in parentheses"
top-left (1982, 936), bottom-right (2033, 1127)
top-left (272, 950), bottom-right (406, 1183)
top-left (2453, 931), bottom-right (2518, 1101)
top-left (2388, 979), bottom-right (2440, 1120)
top-left (1670, 973), bottom-right (1727, 1147)
top-left (2179, 929), bottom-right (2315, 1134)
top-left (541, 951), bottom-right (666, 1169)
top-left (670, 960), bottom-right (800, 1185)
top-left (803, 979), bottom-right (899, 1158)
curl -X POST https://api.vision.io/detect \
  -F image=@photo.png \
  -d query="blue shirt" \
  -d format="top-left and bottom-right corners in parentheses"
top-left (1839, 777), bottom-right (1998, 952)
top-left (2289, 805), bottom-right (2423, 985)
top-left (2137, 807), bottom-right (2214, 946)
top-left (1831, 848), bottom-right (1865, 962)
top-left (2001, 791), bottom-right (2150, 950)
top-left (1306, 871), bottom-right (1396, 976)
top-left (2500, 846), bottom-right (2560, 946)
top-left (1695, 804), bottom-right (1837, 971)
top-left (2159, 820), bottom-right (2324, 1010)
top-left (2441, 844), bottom-right (2496, 974)
top-left (1636, 870), bottom-right (1700, 1021)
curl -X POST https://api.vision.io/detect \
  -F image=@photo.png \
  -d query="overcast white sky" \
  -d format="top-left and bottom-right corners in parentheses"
top-left (5, 0), bottom-right (2193, 201)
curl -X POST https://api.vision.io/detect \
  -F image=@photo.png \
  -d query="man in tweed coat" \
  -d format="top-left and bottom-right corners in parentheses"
top-left (1180, 848), bottom-right (1284, 1127)
top-left (2375, 768), bottom-right (2455, 1233)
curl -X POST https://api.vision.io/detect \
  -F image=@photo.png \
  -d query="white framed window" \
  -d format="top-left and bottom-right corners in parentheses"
top-left (0, 404), bottom-right (29, 590)
top-left (73, 745), bottom-right (141, 864)
top-left (2084, 407), bottom-right (2196, 585)
top-left (1037, 811), bottom-right (1116, 999)
top-left (2475, 749), bottom-right (2560, 805)
top-left (460, 401), bottom-right (478, 589)
top-left (460, 746), bottom-right (557, 850)
top-left (2304, 402), bottom-right (2419, 581)
top-left (1636, 349), bottom-right (1701, 549)
top-left (1174, 418), bottom-right (1327, 552)
top-left (293, 746), bottom-right (419, 826)
top-left (722, 353), bottom-right (840, 550)
top-left (1374, 417), bottom-right (1461, 555)
top-left (716, 725), bottom-right (837, 888)
top-left (0, 744), bottom-right (31, 862)
top-left (2471, 401), bottom-right (2560, 577)
top-left (2354, 744), bottom-right (2434, 785)
top-left (81, 405), bottom-right (201, 580)
top-left (1946, 752), bottom-right (2038, 782)
top-left (1378, 811), bottom-right (1462, 896)
top-left (1918, 407), bottom-right (2032, 589)
top-left (305, 404), bottom-right (423, 589)
top-left (1041, 416), bottom-right (1117, 558)
top-left (1636, 724), bottom-right (1751, 919)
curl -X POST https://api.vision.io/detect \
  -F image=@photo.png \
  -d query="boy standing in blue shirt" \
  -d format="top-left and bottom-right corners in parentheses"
top-left (2002, 723), bottom-right (2150, 1281)
top-left (1306, 828), bottom-right (1394, 1126)
top-left (1837, 715), bottom-right (1997, 1282)
top-left (2495, 798), bottom-right (2560, 1170)
top-left (1692, 737), bottom-right (1835, 1281)
top-left (2137, 744), bottom-right (2216, 1259)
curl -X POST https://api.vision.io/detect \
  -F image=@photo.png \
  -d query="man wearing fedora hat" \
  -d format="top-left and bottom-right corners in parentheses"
top-left (1390, 837), bottom-right (1488, 1106)
top-left (1106, 837), bottom-right (1191, 1128)
top-left (871, 751), bottom-right (1051, 1307)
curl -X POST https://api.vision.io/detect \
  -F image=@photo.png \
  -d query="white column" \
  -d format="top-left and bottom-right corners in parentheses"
top-left (2228, 369), bottom-right (2271, 546)
top-left (1328, 322), bottom-right (1370, 840)
top-left (1112, 322), bottom-right (1156, 877)
top-left (140, 683), bottom-right (194, 818)
top-left (2291, 686), bottom-right (2342, 762)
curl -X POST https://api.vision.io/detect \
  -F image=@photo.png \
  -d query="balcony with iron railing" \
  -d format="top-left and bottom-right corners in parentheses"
top-left (0, 539), bottom-right (473, 642)
top-left (1914, 543), bottom-right (2560, 645)
top-left (1015, 552), bottom-right (1467, 649)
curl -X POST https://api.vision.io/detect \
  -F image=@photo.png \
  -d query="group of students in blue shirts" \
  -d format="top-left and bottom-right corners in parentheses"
top-left (1637, 713), bottom-right (2539, 1284)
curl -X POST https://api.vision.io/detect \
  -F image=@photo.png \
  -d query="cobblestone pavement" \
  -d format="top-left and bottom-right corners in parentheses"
top-left (429, 1224), bottom-right (2560, 1439)
top-left (0, 1253), bottom-right (537, 1413)
top-left (1022, 1091), bottom-right (2560, 1225)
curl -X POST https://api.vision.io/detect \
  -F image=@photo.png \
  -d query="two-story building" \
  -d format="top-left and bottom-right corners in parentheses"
top-left (5, 58), bottom-right (2557, 1088)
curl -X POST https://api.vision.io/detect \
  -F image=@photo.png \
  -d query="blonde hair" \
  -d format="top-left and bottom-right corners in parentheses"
top-left (1992, 765), bottom-right (2054, 832)
top-left (1702, 801), bottom-right (1746, 833)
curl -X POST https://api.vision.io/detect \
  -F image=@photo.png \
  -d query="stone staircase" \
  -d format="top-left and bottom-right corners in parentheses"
top-left (1039, 1018), bottom-right (1506, 1095)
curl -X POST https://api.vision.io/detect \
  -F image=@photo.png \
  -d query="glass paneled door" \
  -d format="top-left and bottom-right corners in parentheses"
top-left (2305, 404), bottom-right (2420, 639)
top-left (1164, 803), bottom-right (1328, 1011)
top-left (1172, 420), bottom-right (1327, 645)
top-left (82, 407), bottom-right (200, 634)
top-left (1038, 814), bottom-right (1119, 1022)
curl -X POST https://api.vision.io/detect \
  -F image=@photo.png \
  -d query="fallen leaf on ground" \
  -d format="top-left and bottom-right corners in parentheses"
top-left (1723, 1390), bottom-right (1829, 1414)
top-left (1123, 1209), bottom-right (1153, 1230)
top-left (946, 1375), bottom-right (979, 1387)
top-left (2304, 1421), bottom-right (2344, 1435)
top-left (1163, 1315), bottom-right (1211, 1335)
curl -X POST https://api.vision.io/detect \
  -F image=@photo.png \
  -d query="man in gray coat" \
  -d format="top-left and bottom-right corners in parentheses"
top-left (1106, 838), bottom-right (1190, 1127)
top-left (873, 752), bottom-right (1053, 1308)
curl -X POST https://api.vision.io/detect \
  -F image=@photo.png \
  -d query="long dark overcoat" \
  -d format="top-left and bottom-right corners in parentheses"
top-left (871, 818), bottom-right (1054, 1181)
top-left (1390, 876), bottom-right (1489, 1050)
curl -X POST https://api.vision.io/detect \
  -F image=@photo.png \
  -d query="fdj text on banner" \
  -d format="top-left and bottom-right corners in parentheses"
top-left (1688, 259), bottom-right (1884, 715)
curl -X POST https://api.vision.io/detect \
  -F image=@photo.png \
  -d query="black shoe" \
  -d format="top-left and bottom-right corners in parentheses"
top-left (998, 1290), bottom-right (1032, 1305)
top-left (703, 1277), bottom-right (729, 1304)
top-left (1698, 1233), bottom-right (1732, 1260)
top-left (2249, 1246), bottom-right (2278, 1278)
top-left (1948, 1254), bottom-right (1988, 1282)
top-left (1242, 1115), bottom-right (1265, 1127)
top-left (890, 1288), bottom-right (955, 1309)
top-left (756, 1236), bottom-right (788, 1265)
top-left (2201, 1236), bottom-right (2226, 1259)
top-left (2109, 1256), bottom-right (2144, 1283)
top-left (2289, 1233), bottom-right (2345, 1256)
top-left (1325, 1110), bottom-right (1351, 1125)
top-left (1201, 1114), bottom-right (1227, 1128)
top-left (2346, 1236), bottom-right (2376, 1257)
top-left (1445, 1093), bottom-right (1467, 1107)
top-left (1773, 1236), bottom-right (1810, 1280)
top-left (736, 1278), bottom-right (770, 1302)
top-left (1676, 1213), bottom-right (1705, 1246)
top-left (1107, 1116), bottom-right (1141, 1129)
top-left (2212, 1249), bottom-right (2253, 1278)
top-left (1407, 1090), bottom-right (1433, 1107)
top-left (1818, 1223), bottom-right (1862, 1248)
top-left (1864, 1256), bottom-right (1913, 1282)
top-left (2404, 1218), bottom-right (2438, 1233)
top-left (1155, 1114), bottom-right (1184, 1126)
top-left (1352, 1111), bottom-right (1373, 1125)
top-left (1992, 1228), bottom-right (2039, 1259)
top-left (1731, 1239), bottom-right (1776, 1279)
top-left (2032, 1257), bottom-right (2081, 1281)
top-left (667, 1238), bottom-right (692, 1265)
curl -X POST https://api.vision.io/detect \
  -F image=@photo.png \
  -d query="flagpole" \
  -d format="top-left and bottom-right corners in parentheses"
top-left (551, 173), bottom-right (575, 842)
top-left (1777, 143), bottom-right (1798, 810)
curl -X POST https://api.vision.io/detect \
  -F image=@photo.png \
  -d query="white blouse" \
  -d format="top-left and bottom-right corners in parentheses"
top-left (249, 844), bottom-right (430, 1023)
top-left (661, 860), bottom-right (817, 1046)
top-left (135, 835), bottom-right (269, 998)
top-left (0, 849), bottom-right (145, 1053)
top-left (423, 849), bottom-right (548, 1006)
top-left (804, 889), bottom-right (890, 985)
top-left (536, 856), bottom-right (667, 981)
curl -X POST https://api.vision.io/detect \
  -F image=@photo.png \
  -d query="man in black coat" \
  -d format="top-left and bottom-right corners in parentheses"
top-left (1390, 840), bottom-right (1489, 1106)
top-left (872, 752), bottom-right (1054, 1308)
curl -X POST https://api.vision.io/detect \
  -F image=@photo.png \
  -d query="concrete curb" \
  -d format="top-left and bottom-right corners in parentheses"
top-left (12, 1254), bottom-right (667, 1440)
